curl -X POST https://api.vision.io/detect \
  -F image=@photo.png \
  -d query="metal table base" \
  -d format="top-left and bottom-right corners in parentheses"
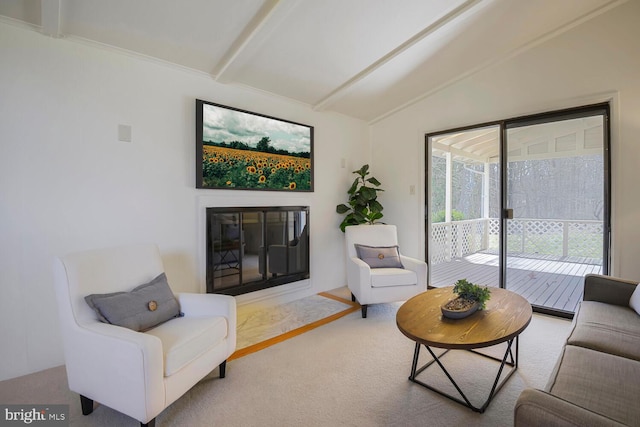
top-left (408, 336), bottom-right (518, 413)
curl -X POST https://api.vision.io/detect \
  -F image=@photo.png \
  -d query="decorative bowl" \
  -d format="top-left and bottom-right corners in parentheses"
top-left (441, 299), bottom-right (479, 319)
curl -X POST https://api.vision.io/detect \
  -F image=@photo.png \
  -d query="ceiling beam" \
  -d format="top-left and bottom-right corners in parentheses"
top-left (41, 0), bottom-right (62, 38)
top-left (369, 0), bottom-right (626, 125)
top-left (312, 0), bottom-right (482, 112)
top-left (212, 0), bottom-right (284, 82)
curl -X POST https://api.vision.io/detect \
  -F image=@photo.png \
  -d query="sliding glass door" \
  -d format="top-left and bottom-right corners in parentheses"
top-left (503, 106), bottom-right (609, 315)
top-left (428, 125), bottom-right (501, 292)
top-left (427, 104), bottom-right (610, 316)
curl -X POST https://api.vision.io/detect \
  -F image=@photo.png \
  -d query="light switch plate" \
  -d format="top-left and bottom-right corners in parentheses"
top-left (118, 124), bottom-right (132, 142)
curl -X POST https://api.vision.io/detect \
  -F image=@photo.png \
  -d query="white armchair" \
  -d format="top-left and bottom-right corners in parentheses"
top-left (53, 244), bottom-right (236, 427)
top-left (345, 224), bottom-right (427, 318)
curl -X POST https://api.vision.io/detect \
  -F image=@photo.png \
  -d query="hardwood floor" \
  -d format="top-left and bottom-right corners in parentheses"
top-left (430, 252), bottom-right (602, 313)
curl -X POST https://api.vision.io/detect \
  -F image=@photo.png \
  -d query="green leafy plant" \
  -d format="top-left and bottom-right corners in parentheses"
top-left (432, 209), bottom-right (465, 223)
top-left (452, 279), bottom-right (492, 310)
top-left (336, 164), bottom-right (384, 232)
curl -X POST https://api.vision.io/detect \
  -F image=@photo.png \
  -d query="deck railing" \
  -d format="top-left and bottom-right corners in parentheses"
top-left (431, 218), bottom-right (603, 266)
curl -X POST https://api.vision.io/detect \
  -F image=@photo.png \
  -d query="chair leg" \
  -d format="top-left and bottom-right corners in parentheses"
top-left (351, 293), bottom-right (356, 302)
top-left (361, 305), bottom-right (368, 318)
top-left (80, 395), bottom-right (93, 416)
top-left (219, 360), bottom-right (227, 378)
top-left (81, 393), bottom-right (155, 427)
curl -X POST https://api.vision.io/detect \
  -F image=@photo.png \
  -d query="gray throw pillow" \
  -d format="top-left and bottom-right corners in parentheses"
top-left (85, 273), bottom-right (181, 332)
top-left (630, 284), bottom-right (640, 315)
top-left (354, 244), bottom-right (404, 268)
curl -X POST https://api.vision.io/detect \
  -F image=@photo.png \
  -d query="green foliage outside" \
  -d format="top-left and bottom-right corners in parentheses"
top-left (432, 209), bottom-right (465, 223)
top-left (488, 232), bottom-right (603, 259)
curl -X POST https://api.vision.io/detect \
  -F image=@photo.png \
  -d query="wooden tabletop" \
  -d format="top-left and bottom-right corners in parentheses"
top-left (396, 286), bottom-right (532, 350)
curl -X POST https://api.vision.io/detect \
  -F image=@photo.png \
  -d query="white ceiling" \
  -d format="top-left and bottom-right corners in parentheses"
top-left (0, 0), bottom-right (624, 123)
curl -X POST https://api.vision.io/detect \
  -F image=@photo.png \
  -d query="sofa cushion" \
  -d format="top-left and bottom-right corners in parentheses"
top-left (547, 345), bottom-right (640, 426)
top-left (370, 268), bottom-right (417, 288)
top-left (146, 315), bottom-right (228, 376)
top-left (84, 273), bottom-right (181, 332)
top-left (515, 388), bottom-right (628, 427)
top-left (355, 244), bottom-right (403, 268)
top-left (567, 301), bottom-right (640, 361)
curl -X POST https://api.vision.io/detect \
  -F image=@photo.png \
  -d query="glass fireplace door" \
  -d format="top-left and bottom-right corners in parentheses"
top-left (206, 206), bottom-right (309, 296)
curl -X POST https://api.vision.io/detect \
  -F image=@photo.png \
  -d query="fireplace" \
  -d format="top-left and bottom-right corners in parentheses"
top-left (206, 206), bottom-right (309, 296)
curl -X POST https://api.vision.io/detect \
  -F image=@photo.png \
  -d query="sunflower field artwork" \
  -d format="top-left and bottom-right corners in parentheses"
top-left (196, 100), bottom-right (313, 191)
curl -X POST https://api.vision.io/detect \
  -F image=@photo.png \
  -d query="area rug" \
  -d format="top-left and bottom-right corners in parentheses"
top-left (230, 291), bottom-right (359, 360)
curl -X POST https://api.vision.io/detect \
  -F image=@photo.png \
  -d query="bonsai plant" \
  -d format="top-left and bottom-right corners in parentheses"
top-left (336, 164), bottom-right (384, 232)
top-left (441, 279), bottom-right (491, 319)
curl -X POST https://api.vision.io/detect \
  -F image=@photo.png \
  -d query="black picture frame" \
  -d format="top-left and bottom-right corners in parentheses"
top-left (196, 99), bottom-right (314, 191)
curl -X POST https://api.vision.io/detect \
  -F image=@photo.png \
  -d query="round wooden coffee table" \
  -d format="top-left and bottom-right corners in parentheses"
top-left (396, 286), bottom-right (532, 413)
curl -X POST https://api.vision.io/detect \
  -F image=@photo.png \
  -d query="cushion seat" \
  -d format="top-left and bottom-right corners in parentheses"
top-left (370, 268), bottom-right (417, 288)
top-left (567, 301), bottom-right (640, 361)
top-left (548, 345), bottom-right (640, 426)
top-left (147, 316), bottom-right (228, 376)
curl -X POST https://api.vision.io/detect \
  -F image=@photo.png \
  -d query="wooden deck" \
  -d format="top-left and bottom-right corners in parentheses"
top-left (430, 252), bottom-right (603, 313)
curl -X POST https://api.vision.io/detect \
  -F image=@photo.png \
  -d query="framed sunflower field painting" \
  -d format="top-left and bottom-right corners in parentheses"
top-left (196, 99), bottom-right (314, 192)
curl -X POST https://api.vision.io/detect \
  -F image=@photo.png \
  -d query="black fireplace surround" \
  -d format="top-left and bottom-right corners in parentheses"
top-left (206, 206), bottom-right (309, 296)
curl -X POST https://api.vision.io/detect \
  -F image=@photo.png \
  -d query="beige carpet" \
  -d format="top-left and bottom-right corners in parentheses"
top-left (0, 291), bottom-right (571, 426)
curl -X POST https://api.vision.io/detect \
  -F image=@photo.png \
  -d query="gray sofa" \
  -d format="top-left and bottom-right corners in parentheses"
top-left (515, 274), bottom-right (640, 427)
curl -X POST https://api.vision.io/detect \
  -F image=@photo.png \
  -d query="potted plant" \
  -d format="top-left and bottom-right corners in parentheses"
top-left (336, 164), bottom-right (384, 232)
top-left (441, 279), bottom-right (491, 319)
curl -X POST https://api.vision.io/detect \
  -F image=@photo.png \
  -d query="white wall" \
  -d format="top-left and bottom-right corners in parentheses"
top-left (371, 1), bottom-right (640, 280)
top-left (0, 21), bottom-right (369, 380)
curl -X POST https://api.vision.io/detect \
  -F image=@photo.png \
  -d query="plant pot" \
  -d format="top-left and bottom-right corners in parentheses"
top-left (441, 297), bottom-right (479, 319)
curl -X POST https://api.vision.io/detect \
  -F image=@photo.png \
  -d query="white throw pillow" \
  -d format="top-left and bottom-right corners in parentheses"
top-left (630, 284), bottom-right (640, 315)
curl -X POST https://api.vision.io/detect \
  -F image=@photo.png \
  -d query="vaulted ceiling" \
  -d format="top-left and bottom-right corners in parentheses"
top-left (0, 0), bottom-right (624, 123)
